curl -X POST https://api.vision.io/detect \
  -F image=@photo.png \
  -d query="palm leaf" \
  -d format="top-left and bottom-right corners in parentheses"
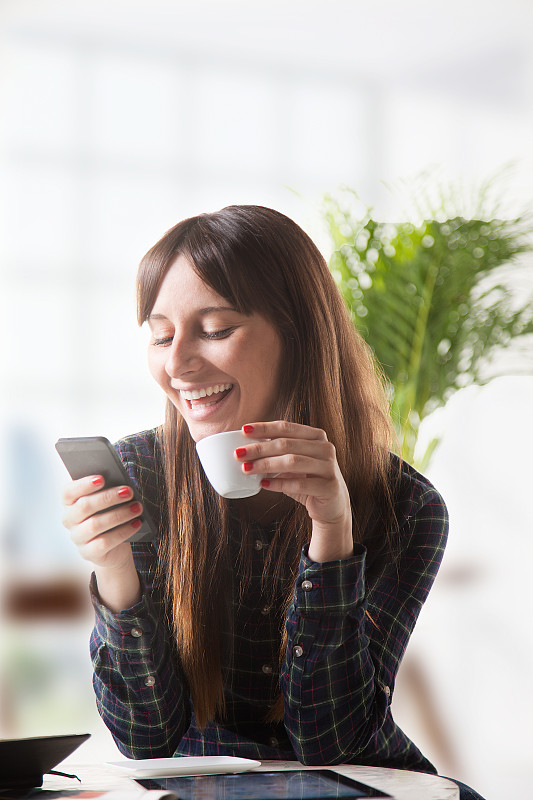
top-left (323, 190), bottom-right (533, 466)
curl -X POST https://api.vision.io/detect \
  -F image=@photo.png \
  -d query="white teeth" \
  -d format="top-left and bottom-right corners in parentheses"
top-left (180, 383), bottom-right (232, 401)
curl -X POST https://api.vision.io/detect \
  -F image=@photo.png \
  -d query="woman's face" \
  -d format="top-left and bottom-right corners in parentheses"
top-left (147, 254), bottom-right (283, 442)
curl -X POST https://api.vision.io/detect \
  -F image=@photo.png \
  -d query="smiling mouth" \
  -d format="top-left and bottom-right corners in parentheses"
top-left (180, 382), bottom-right (233, 408)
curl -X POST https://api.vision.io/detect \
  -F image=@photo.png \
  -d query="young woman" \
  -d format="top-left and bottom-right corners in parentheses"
top-left (62, 205), bottom-right (483, 799)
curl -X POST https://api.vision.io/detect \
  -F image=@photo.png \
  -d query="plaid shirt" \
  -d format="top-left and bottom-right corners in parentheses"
top-left (90, 429), bottom-right (448, 773)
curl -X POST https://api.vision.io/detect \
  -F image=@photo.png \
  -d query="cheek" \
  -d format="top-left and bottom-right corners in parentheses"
top-left (264, 336), bottom-right (283, 382)
top-left (147, 351), bottom-right (165, 387)
top-left (254, 337), bottom-right (283, 404)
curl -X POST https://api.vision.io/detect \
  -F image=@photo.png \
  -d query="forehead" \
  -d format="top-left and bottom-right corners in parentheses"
top-left (151, 254), bottom-right (230, 315)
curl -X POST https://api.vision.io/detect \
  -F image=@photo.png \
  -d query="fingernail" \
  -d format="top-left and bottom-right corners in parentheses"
top-left (235, 447), bottom-right (247, 459)
top-left (130, 502), bottom-right (142, 514)
top-left (243, 462), bottom-right (254, 472)
top-left (261, 479), bottom-right (270, 488)
top-left (243, 425), bottom-right (254, 434)
top-left (118, 487), bottom-right (131, 498)
top-left (91, 476), bottom-right (104, 486)
top-left (131, 519), bottom-right (142, 530)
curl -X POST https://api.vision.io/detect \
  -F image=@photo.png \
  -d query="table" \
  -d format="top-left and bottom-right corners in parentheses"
top-left (42, 760), bottom-right (459, 800)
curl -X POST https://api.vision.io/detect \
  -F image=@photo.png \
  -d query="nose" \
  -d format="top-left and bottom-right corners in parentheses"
top-left (164, 332), bottom-right (203, 378)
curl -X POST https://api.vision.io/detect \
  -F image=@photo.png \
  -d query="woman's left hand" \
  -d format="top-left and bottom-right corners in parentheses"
top-left (237, 421), bottom-right (353, 562)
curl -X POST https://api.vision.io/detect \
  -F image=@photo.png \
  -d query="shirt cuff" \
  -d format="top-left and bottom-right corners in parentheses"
top-left (293, 543), bottom-right (367, 616)
top-left (90, 572), bottom-right (156, 654)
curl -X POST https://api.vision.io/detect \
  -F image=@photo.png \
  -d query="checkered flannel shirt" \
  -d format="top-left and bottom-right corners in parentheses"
top-left (90, 428), bottom-right (448, 773)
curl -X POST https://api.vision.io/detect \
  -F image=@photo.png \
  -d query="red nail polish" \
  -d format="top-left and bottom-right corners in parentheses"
top-left (91, 476), bottom-right (104, 486)
top-left (130, 502), bottom-right (142, 514)
top-left (243, 425), bottom-right (254, 434)
top-left (235, 447), bottom-right (247, 459)
top-left (243, 462), bottom-right (254, 472)
top-left (131, 519), bottom-right (142, 530)
top-left (261, 479), bottom-right (271, 488)
top-left (118, 487), bottom-right (131, 498)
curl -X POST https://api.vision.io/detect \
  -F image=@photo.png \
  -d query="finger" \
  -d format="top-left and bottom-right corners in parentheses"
top-left (238, 436), bottom-right (337, 478)
top-left (70, 500), bottom-right (143, 545)
top-left (242, 420), bottom-right (328, 442)
top-left (246, 453), bottom-right (336, 479)
top-left (64, 484), bottom-right (136, 528)
top-left (235, 437), bottom-right (334, 465)
top-left (62, 474), bottom-right (106, 506)
top-left (78, 520), bottom-right (141, 562)
top-left (259, 474), bottom-right (336, 498)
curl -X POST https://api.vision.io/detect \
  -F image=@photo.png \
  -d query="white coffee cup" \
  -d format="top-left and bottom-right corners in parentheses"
top-left (195, 430), bottom-right (265, 499)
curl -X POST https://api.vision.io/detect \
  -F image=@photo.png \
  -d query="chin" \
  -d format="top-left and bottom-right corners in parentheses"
top-left (185, 421), bottom-right (234, 443)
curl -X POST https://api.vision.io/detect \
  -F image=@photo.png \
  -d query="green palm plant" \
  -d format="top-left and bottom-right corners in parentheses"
top-left (323, 188), bottom-right (533, 469)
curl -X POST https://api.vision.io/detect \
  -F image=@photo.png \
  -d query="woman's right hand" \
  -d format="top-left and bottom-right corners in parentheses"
top-left (62, 475), bottom-right (143, 610)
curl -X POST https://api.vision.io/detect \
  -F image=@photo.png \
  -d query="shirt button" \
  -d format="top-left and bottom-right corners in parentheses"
top-left (131, 627), bottom-right (143, 637)
top-left (254, 540), bottom-right (264, 551)
top-left (262, 664), bottom-right (273, 675)
top-left (261, 605), bottom-right (270, 616)
top-left (384, 685), bottom-right (391, 699)
top-left (268, 736), bottom-right (279, 748)
top-left (293, 645), bottom-right (304, 658)
top-left (301, 580), bottom-right (313, 591)
top-left (144, 676), bottom-right (156, 687)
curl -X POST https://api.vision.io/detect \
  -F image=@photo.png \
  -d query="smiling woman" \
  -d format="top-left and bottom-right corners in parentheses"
top-left (60, 205), bottom-right (483, 800)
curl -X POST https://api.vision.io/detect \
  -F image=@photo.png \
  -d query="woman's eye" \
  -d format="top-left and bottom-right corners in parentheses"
top-left (203, 327), bottom-right (234, 340)
top-left (151, 327), bottom-right (235, 346)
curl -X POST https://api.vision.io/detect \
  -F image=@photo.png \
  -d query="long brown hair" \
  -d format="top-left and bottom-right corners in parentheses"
top-left (136, 205), bottom-right (396, 727)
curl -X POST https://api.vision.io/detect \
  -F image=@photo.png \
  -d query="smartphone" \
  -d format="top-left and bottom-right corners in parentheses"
top-left (55, 435), bottom-right (158, 543)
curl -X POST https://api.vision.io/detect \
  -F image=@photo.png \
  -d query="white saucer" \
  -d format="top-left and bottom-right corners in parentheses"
top-left (107, 755), bottom-right (261, 778)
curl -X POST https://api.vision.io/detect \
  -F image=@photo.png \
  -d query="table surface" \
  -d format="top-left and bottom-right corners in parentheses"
top-left (42, 760), bottom-right (459, 800)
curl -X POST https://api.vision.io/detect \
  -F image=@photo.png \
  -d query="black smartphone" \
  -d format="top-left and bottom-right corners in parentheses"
top-left (55, 435), bottom-right (158, 543)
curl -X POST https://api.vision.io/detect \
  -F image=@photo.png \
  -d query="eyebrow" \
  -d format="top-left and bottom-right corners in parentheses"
top-left (148, 305), bottom-right (239, 322)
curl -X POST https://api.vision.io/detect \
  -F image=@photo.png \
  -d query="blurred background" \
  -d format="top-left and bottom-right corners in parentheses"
top-left (0, 2), bottom-right (532, 798)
